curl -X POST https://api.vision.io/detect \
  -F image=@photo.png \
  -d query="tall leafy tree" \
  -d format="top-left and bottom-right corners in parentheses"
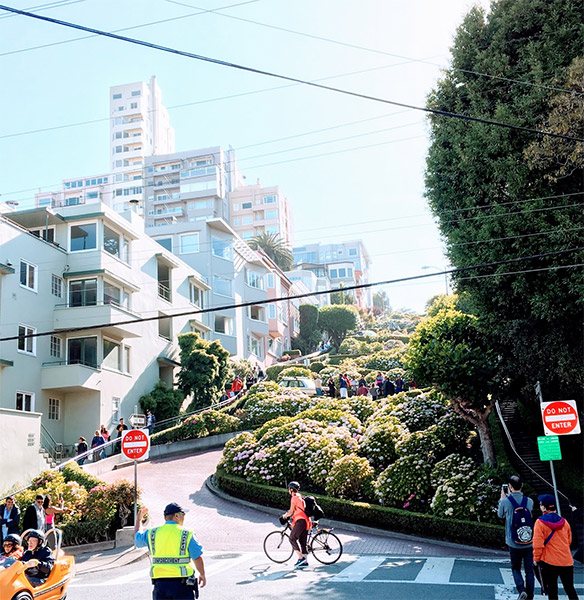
top-left (424, 0), bottom-right (584, 405)
top-left (318, 305), bottom-right (358, 348)
top-left (247, 232), bottom-right (294, 271)
top-left (176, 333), bottom-right (230, 411)
top-left (294, 304), bottom-right (321, 353)
top-left (139, 381), bottom-right (184, 423)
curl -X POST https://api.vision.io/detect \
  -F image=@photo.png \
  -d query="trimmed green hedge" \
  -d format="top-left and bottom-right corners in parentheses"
top-left (327, 354), bottom-right (354, 365)
top-left (215, 469), bottom-right (505, 549)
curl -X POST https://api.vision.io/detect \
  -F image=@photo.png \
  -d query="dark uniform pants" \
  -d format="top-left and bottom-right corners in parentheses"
top-left (153, 578), bottom-right (195, 600)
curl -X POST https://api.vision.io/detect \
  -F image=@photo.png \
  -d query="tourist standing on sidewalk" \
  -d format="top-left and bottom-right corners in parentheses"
top-left (533, 494), bottom-right (579, 600)
top-left (22, 495), bottom-right (46, 533)
top-left (498, 475), bottom-right (535, 600)
top-left (76, 437), bottom-right (88, 465)
top-left (0, 496), bottom-right (20, 545)
top-left (135, 502), bottom-right (206, 600)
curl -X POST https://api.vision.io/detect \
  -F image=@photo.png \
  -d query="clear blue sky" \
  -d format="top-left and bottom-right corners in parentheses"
top-left (0, 0), bottom-right (490, 312)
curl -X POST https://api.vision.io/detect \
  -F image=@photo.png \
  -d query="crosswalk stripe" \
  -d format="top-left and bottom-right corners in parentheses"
top-left (328, 555), bottom-right (386, 582)
top-left (414, 557), bottom-right (455, 584)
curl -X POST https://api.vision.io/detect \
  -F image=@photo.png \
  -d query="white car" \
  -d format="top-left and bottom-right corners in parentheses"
top-left (279, 376), bottom-right (317, 396)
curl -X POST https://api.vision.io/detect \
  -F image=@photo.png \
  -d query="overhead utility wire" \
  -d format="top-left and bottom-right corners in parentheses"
top-left (165, 0), bottom-right (577, 96)
top-left (2, 246), bottom-right (582, 343)
top-left (0, 5), bottom-right (581, 143)
top-left (0, 0), bottom-right (86, 19)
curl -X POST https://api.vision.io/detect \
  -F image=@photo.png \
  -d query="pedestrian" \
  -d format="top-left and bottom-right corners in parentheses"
top-left (0, 496), bottom-right (20, 545)
top-left (257, 367), bottom-right (265, 381)
top-left (338, 373), bottom-right (349, 399)
top-left (375, 372), bottom-right (384, 389)
top-left (114, 417), bottom-right (128, 454)
top-left (327, 377), bottom-right (336, 398)
top-left (245, 372), bottom-right (255, 390)
top-left (533, 494), bottom-right (579, 600)
top-left (314, 376), bottom-right (323, 396)
top-left (357, 382), bottom-right (369, 396)
top-left (91, 429), bottom-right (105, 462)
top-left (231, 375), bottom-right (243, 397)
top-left (146, 410), bottom-right (156, 435)
top-left (281, 481), bottom-right (311, 568)
top-left (76, 436), bottom-right (88, 465)
top-left (43, 495), bottom-right (69, 532)
top-left (100, 424), bottom-right (110, 459)
top-left (22, 495), bottom-right (46, 532)
top-left (370, 384), bottom-right (379, 401)
top-left (498, 475), bottom-right (535, 600)
top-left (135, 502), bottom-right (206, 600)
top-left (384, 376), bottom-right (396, 397)
top-left (395, 376), bottom-right (404, 393)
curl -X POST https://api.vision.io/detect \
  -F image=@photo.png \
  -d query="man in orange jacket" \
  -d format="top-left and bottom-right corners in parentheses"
top-left (533, 494), bottom-right (579, 600)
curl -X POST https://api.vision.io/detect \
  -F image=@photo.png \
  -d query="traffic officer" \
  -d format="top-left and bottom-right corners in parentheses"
top-left (135, 503), bottom-right (206, 599)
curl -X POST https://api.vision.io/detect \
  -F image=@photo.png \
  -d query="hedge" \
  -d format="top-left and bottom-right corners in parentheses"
top-left (215, 469), bottom-right (505, 549)
top-left (327, 354), bottom-right (355, 365)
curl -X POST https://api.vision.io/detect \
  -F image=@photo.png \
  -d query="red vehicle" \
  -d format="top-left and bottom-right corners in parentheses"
top-left (0, 529), bottom-right (75, 600)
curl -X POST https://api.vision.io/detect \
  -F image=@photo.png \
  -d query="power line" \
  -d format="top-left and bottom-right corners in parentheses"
top-left (0, 5), bottom-right (581, 143)
top-left (0, 0), bottom-right (87, 19)
top-left (2, 246), bottom-right (582, 342)
top-left (165, 0), bottom-right (579, 96)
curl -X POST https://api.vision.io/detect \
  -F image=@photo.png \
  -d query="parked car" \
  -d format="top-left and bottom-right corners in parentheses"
top-left (279, 377), bottom-right (317, 396)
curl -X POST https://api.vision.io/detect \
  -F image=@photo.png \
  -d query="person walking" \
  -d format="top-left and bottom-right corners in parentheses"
top-left (76, 436), bottom-right (88, 465)
top-left (22, 495), bottom-right (46, 533)
top-left (0, 496), bottom-right (21, 545)
top-left (498, 475), bottom-right (535, 600)
top-left (281, 481), bottom-right (311, 568)
top-left (314, 376), bottom-right (323, 396)
top-left (114, 418), bottom-right (128, 454)
top-left (100, 425), bottom-right (110, 459)
top-left (231, 375), bottom-right (243, 397)
top-left (338, 373), bottom-right (349, 399)
top-left (327, 377), bottom-right (335, 398)
top-left (146, 410), bottom-right (156, 436)
top-left (135, 502), bottom-right (206, 600)
top-left (533, 494), bottom-right (579, 600)
top-left (91, 430), bottom-right (105, 462)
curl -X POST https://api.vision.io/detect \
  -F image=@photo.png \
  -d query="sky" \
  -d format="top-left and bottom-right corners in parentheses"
top-left (0, 0), bottom-right (492, 312)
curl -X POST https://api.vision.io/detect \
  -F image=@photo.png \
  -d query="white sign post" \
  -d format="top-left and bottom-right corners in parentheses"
top-left (121, 430), bottom-right (150, 532)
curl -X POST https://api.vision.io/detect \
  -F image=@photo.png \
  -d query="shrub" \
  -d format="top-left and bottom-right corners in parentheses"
top-left (152, 410), bottom-right (241, 444)
top-left (265, 364), bottom-right (288, 381)
top-left (358, 416), bottom-right (407, 472)
top-left (308, 441), bottom-right (344, 488)
top-left (430, 453), bottom-right (477, 490)
top-left (218, 432), bottom-right (259, 476)
top-left (309, 361), bottom-right (326, 373)
top-left (434, 409), bottom-right (474, 454)
top-left (322, 425), bottom-right (359, 455)
top-left (358, 349), bottom-right (404, 371)
top-left (396, 428), bottom-right (445, 465)
top-left (277, 366), bottom-right (312, 381)
top-left (293, 408), bottom-right (362, 436)
top-left (253, 416), bottom-right (295, 440)
top-left (375, 455), bottom-right (432, 511)
top-left (244, 392), bottom-right (312, 425)
top-left (62, 462), bottom-right (104, 492)
top-left (287, 349), bottom-right (302, 357)
top-left (391, 391), bottom-right (448, 432)
top-left (325, 455), bottom-right (374, 500)
top-left (319, 366), bottom-right (340, 382)
top-left (139, 381), bottom-right (184, 423)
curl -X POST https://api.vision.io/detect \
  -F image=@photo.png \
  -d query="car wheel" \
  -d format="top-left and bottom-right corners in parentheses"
top-left (12, 592), bottom-right (33, 600)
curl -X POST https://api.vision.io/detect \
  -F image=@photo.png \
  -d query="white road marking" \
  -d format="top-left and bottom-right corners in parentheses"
top-left (328, 555), bottom-right (386, 582)
top-left (499, 567), bottom-right (514, 587)
top-left (414, 557), bottom-right (455, 584)
top-left (206, 552), bottom-right (260, 576)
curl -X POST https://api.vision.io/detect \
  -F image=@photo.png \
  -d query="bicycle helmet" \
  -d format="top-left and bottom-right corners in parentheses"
top-left (288, 481), bottom-right (300, 491)
top-left (25, 529), bottom-right (46, 546)
top-left (3, 534), bottom-right (21, 546)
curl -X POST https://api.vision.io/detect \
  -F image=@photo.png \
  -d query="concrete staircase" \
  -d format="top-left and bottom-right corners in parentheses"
top-left (39, 447), bottom-right (57, 469)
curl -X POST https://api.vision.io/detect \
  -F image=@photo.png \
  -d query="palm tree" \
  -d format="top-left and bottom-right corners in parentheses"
top-left (247, 232), bottom-right (293, 271)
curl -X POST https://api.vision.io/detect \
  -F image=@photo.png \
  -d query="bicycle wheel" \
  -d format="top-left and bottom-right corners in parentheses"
top-left (263, 530), bottom-right (294, 563)
top-left (310, 530), bottom-right (343, 564)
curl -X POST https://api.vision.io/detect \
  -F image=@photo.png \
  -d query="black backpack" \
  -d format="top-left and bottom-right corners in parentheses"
top-left (303, 496), bottom-right (324, 520)
top-left (507, 495), bottom-right (534, 545)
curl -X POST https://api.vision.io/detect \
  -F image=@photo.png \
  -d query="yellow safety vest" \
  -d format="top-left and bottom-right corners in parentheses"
top-left (147, 523), bottom-right (194, 579)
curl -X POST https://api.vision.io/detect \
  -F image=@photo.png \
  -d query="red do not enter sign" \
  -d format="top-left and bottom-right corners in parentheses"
top-left (541, 400), bottom-right (581, 436)
top-left (121, 429), bottom-right (150, 460)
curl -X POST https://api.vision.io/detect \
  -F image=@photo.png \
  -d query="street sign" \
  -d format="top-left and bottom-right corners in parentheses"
top-left (537, 435), bottom-right (562, 461)
top-left (541, 400), bottom-right (581, 436)
top-left (121, 429), bottom-right (150, 460)
top-left (129, 413), bottom-right (146, 428)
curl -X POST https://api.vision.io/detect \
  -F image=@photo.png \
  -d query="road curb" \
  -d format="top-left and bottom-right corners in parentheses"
top-left (205, 475), bottom-right (507, 557)
top-left (75, 546), bottom-right (150, 575)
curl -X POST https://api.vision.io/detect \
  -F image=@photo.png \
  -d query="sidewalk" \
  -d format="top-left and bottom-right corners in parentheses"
top-left (72, 543), bottom-right (149, 575)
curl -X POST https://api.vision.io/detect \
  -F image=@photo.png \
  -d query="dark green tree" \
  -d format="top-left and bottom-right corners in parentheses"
top-left (424, 0), bottom-right (584, 405)
top-left (330, 289), bottom-right (356, 305)
top-left (176, 333), bottom-right (231, 411)
top-left (318, 305), bottom-right (358, 348)
top-left (139, 381), bottom-right (184, 423)
top-left (293, 304), bottom-right (321, 354)
top-left (247, 232), bottom-right (293, 271)
top-left (406, 309), bottom-right (500, 466)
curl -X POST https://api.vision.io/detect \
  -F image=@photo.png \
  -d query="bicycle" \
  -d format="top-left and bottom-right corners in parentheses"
top-left (263, 520), bottom-right (343, 565)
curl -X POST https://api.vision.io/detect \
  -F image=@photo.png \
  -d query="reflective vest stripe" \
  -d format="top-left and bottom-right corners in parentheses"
top-left (149, 528), bottom-right (157, 556)
top-left (152, 557), bottom-right (191, 564)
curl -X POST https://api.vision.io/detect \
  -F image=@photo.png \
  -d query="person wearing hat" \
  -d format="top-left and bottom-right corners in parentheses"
top-left (20, 529), bottom-right (54, 586)
top-left (497, 475), bottom-right (535, 600)
top-left (533, 494), bottom-right (579, 600)
top-left (135, 502), bottom-right (206, 599)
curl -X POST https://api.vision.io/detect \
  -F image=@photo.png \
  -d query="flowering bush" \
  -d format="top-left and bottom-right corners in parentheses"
top-left (293, 408), bottom-right (362, 436)
top-left (244, 445), bottom-right (288, 485)
top-left (358, 416), bottom-right (407, 472)
top-left (322, 425), bottom-right (359, 455)
top-left (357, 349), bottom-right (404, 371)
top-left (253, 416), bottom-right (294, 440)
top-left (277, 366), bottom-right (313, 381)
top-left (244, 392), bottom-right (312, 425)
top-left (218, 432), bottom-right (259, 475)
top-left (325, 455), bottom-right (375, 500)
top-left (153, 409), bottom-right (241, 444)
top-left (375, 455), bottom-right (432, 511)
top-left (396, 428), bottom-right (445, 464)
top-left (390, 391), bottom-right (447, 432)
top-left (430, 453), bottom-right (477, 490)
top-left (257, 419), bottom-right (324, 448)
top-left (308, 441), bottom-right (344, 488)
top-left (433, 409), bottom-right (473, 454)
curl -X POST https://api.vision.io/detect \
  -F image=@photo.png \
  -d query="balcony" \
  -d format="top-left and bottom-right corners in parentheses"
top-left (54, 301), bottom-right (142, 338)
top-left (269, 318), bottom-right (287, 338)
top-left (152, 208), bottom-right (184, 218)
top-left (41, 361), bottom-right (101, 392)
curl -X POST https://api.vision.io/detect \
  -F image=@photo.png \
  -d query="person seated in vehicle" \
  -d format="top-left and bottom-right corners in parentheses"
top-left (1, 533), bottom-right (23, 559)
top-left (20, 529), bottom-right (54, 586)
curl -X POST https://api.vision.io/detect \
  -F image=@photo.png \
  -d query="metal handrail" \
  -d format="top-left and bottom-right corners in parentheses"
top-left (40, 423), bottom-right (63, 464)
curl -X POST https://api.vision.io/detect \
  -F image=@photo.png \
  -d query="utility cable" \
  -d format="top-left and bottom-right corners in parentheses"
top-left (0, 5), bottom-right (581, 142)
top-left (2, 246), bottom-right (582, 342)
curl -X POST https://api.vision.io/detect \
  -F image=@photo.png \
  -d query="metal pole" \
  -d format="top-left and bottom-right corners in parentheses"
top-left (134, 459), bottom-right (138, 530)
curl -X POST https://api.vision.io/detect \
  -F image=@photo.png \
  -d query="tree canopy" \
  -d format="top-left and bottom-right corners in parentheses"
top-left (247, 231), bottom-right (293, 271)
top-left (424, 0), bottom-right (584, 404)
top-left (318, 305), bottom-right (358, 348)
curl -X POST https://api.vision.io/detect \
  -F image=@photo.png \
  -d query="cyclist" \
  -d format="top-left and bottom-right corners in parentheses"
top-left (281, 481), bottom-right (311, 568)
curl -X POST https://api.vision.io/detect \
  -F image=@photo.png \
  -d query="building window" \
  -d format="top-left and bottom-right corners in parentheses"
top-left (112, 397), bottom-right (120, 422)
top-left (267, 273), bottom-right (275, 288)
top-left (70, 223), bottom-right (97, 251)
top-left (338, 268), bottom-right (346, 278)
top-left (242, 231), bottom-right (253, 240)
top-left (50, 335), bottom-right (62, 358)
top-left (248, 305), bottom-right (265, 321)
top-left (69, 279), bottom-right (97, 307)
top-left (18, 324), bottom-right (36, 355)
top-left (246, 270), bottom-right (264, 289)
top-left (263, 195), bottom-right (277, 204)
top-left (190, 284), bottom-right (205, 308)
top-left (242, 216), bottom-right (253, 225)
top-left (180, 233), bottom-right (199, 254)
top-left (233, 217), bottom-right (240, 226)
top-left (124, 346), bottom-right (131, 374)
top-left (213, 275), bottom-right (232, 297)
top-left (16, 391), bottom-right (34, 412)
top-left (103, 339), bottom-right (122, 371)
top-left (247, 335), bottom-right (264, 358)
top-left (130, 102), bottom-right (138, 109)
top-left (48, 398), bottom-right (60, 420)
top-left (131, 90), bottom-right (141, 96)
top-left (330, 269), bottom-right (338, 279)
top-left (158, 312), bottom-right (172, 340)
top-left (19, 260), bottom-right (37, 291)
top-left (265, 209), bottom-right (278, 220)
top-left (241, 202), bottom-right (252, 209)
top-left (30, 227), bottom-right (55, 242)
top-left (233, 203), bottom-right (239, 211)
top-left (265, 225), bottom-right (279, 235)
top-left (156, 238), bottom-right (172, 251)
top-left (269, 304), bottom-right (276, 319)
top-left (103, 282), bottom-right (122, 306)
top-left (214, 315), bottom-right (233, 335)
top-left (348, 267), bottom-right (353, 277)
top-left (348, 248), bottom-right (357, 256)
top-left (103, 225), bottom-right (121, 258)
top-left (113, 93), bottom-right (122, 99)
top-left (212, 237), bottom-right (232, 260)
top-left (68, 337), bottom-right (98, 368)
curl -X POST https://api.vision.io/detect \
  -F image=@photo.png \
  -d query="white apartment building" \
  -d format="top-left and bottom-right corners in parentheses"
top-left (292, 240), bottom-right (372, 307)
top-left (35, 76), bottom-right (175, 215)
top-left (228, 182), bottom-right (293, 246)
top-left (0, 202), bottom-right (210, 463)
top-left (285, 268), bottom-right (330, 308)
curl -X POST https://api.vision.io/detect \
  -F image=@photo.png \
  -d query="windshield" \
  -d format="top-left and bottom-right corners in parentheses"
top-left (0, 555), bottom-right (18, 569)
